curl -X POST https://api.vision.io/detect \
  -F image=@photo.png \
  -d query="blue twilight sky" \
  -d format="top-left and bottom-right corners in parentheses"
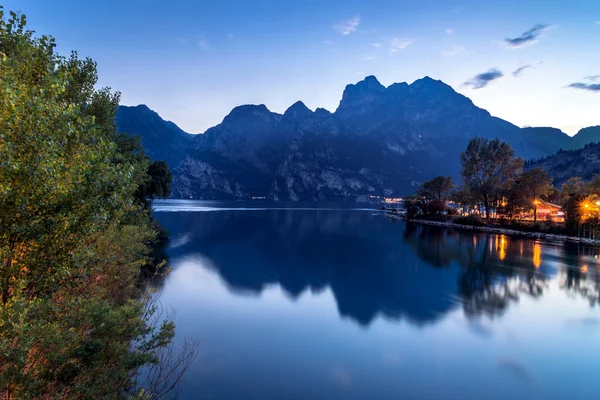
top-left (4, 0), bottom-right (600, 134)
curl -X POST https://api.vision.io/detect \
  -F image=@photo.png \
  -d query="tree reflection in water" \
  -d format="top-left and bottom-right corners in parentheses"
top-left (402, 222), bottom-right (598, 318)
top-left (154, 209), bottom-right (599, 327)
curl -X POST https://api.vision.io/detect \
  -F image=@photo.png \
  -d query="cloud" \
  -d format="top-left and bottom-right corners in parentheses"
top-left (445, 28), bottom-right (454, 35)
top-left (584, 75), bottom-right (600, 82)
top-left (512, 64), bottom-right (532, 77)
top-left (463, 68), bottom-right (503, 89)
top-left (567, 82), bottom-right (600, 92)
top-left (504, 24), bottom-right (550, 48)
top-left (227, 33), bottom-right (234, 39)
top-left (199, 36), bottom-right (209, 49)
top-left (372, 42), bottom-right (381, 48)
top-left (389, 37), bottom-right (413, 53)
top-left (179, 38), bottom-right (188, 44)
top-left (169, 233), bottom-right (192, 249)
top-left (323, 40), bottom-right (332, 44)
top-left (441, 44), bottom-right (468, 56)
top-left (335, 15), bottom-right (360, 35)
top-left (596, 21), bottom-right (600, 25)
top-left (364, 56), bottom-right (375, 60)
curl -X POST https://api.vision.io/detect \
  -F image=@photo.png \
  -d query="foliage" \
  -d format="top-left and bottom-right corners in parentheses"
top-left (417, 176), bottom-right (454, 203)
top-left (453, 215), bottom-right (485, 226)
top-left (514, 167), bottom-right (553, 222)
top-left (414, 176), bottom-right (454, 215)
top-left (0, 8), bottom-right (192, 399)
top-left (403, 195), bottom-right (423, 219)
top-left (450, 184), bottom-right (477, 215)
top-left (460, 137), bottom-right (524, 221)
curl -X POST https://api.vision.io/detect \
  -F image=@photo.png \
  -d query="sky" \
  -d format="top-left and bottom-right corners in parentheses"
top-left (4, 0), bottom-right (600, 135)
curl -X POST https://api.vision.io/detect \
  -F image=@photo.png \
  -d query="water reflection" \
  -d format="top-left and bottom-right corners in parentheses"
top-left (156, 210), bottom-right (460, 326)
top-left (154, 209), bottom-right (599, 328)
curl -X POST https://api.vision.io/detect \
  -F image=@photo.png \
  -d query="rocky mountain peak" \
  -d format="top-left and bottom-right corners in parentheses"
top-left (283, 101), bottom-right (312, 120)
top-left (223, 104), bottom-right (276, 124)
top-left (336, 75), bottom-right (388, 116)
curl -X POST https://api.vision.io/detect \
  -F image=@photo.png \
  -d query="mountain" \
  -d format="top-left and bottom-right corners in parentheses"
top-left (115, 105), bottom-right (194, 167)
top-left (527, 142), bottom-right (600, 187)
top-left (173, 76), bottom-right (581, 200)
top-left (117, 77), bottom-right (597, 200)
top-left (521, 127), bottom-right (572, 155)
top-left (571, 126), bottom-right (600, 149)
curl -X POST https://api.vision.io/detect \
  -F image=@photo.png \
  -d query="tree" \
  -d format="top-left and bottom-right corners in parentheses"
top-left (403, 195), bottom-right (423, 219)
top-left (561, 177), bottom-right (585, 235)
top-left (450, 185), bottom-right (476, 215)
top-left (419, 176), bottom-right (454, 203)
top-left (516, 167), bottom-right (553, 222)
top-left (417, 176), bottom-right (454, 214)
top-left (460, 137), bottom-right (524, 222)
top-left (0, 8), bottom-right (194, 398)
top-left (144, 160), bottom-right (173, 200)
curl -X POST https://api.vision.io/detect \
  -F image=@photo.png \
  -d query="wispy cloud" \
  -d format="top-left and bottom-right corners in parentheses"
top-left (445, 28), bottom-right (454, 35)
top-left (179, 38), bottom-right (188, 44)
top-left (335, 15), bottom-right (360, 35)
top-left (567, 82), bottom-right (600, 92)
top-left (504, 24), bottom-right (550, 48)
top-left (596, 21), bottom-right (600, 25)
top-left (364, 56), bottom-right (375, 60)
top-left (464, 68), bottom-right (503, 89)
top-left (227, 33), bottom-right (234, 39)
top-left (567, 75), bottom-right (600, 91)
top-left (199, 36), bottom-right (209, 49)
top-left (441, 44), bottom-right (468, 57)
top-left (512, 64), bottom-right (532, 77)
top-left (372, 42), bottom-right (381, 48)
top-left (323, 40), bottom-right (332, 44)
top-left (389, 37), bottom-right (413, 53)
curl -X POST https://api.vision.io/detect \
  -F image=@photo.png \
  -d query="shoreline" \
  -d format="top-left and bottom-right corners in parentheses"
top-left (385, 212), bottom-right (600, 247)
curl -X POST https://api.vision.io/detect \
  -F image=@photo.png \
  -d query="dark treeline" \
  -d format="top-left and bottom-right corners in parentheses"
top-left (405, 137), bottom-right (600, 238)
top-left (0, 8), bottom-right (194, 399)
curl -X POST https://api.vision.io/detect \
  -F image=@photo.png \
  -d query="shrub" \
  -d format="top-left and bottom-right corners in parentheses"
top-left (454, 215), bottom-right (485, 226)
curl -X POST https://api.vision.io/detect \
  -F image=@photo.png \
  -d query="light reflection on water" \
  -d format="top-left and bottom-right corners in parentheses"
top-left (153, 200), bottom-right (600, 400)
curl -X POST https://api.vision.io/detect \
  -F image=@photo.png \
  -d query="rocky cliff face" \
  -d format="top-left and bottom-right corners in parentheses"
top-left (527, 142), bottom-right (600, 187)
top-left (172, 76), bottom-right (573, 200)
top-left (118, 76), bottom-right (599, 200)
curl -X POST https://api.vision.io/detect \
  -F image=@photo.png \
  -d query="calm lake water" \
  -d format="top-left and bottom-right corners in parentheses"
top-left (152, 200), bottom-right (600, 400)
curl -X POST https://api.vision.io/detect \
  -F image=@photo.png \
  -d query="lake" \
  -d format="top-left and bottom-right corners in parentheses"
top-left (152, 200), bottom-right (600, 400)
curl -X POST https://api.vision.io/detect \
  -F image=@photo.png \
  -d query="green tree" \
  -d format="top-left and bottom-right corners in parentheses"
top-left (516, 167), bottom-right (554, 222)
top-left (0, 8), bottom-right (193, 398)
top-left (460, 137), bottom-right (524, 222)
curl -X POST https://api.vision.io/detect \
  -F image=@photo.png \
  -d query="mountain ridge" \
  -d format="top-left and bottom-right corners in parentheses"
top-left (114, 76), bottom-right (600, 200)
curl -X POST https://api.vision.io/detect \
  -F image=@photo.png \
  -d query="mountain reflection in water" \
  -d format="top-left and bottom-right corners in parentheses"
top-left (155, 207), bottom-right (599, 327)
top-left (152, 203), bottom-right (600, 400)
